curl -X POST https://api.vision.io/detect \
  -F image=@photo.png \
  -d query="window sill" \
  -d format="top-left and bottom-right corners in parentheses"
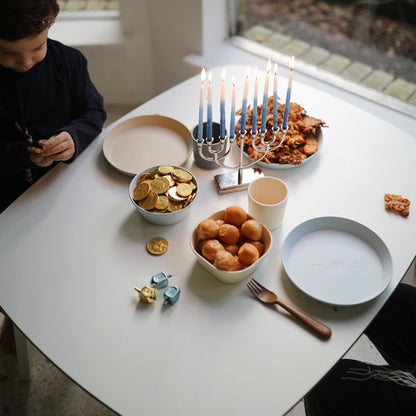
top-left (49, 11), bottom-right (123, 46)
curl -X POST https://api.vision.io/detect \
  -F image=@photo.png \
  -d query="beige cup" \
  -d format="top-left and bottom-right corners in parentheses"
top-left (248, 176), bottom-right (288, 230)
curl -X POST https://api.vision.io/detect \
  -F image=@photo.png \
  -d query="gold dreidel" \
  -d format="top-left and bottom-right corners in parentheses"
top-left (134, 285), bottom-right (157, 304)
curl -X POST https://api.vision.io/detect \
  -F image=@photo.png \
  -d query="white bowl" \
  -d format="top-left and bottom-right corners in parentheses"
top-left (129, 165), bottom-right (198, 226)
top-left (190, 210), bottom-right (272, 283)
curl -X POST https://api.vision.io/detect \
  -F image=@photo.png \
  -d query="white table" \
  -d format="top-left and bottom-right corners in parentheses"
top-left (1, 65), bottom-right (415, 416)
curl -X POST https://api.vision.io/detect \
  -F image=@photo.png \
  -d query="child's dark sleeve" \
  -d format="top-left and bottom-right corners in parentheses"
top-left (56, 52), bottom-right (107, 162)
top-left (0, 121), bottom-right (41, 175)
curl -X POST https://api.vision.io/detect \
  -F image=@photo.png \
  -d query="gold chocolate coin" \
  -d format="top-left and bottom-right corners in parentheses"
top-left (164, 175), bottom-right (176, 187)
top-left (150, 177), bottom-right (169, 194)
top-left (183, 193), bottom-right (196, 207)
top-left (168, 200), bottom-right (183, 212)
top-left (139, 191), bottom-right (158, 210)
top-left (132, 182), bottom-right (150, 201)
top-left (27, 146), bottom-right (43, 154)
top-left (146, 237), bottom-right (169, 255)
top-left (138, 173), bottom-right (152, 183)
top-left (155, 195), bottom-right (169, 211)
top-left (167, 186), bottom-right (187, 201)
top-left (176, 182), bottom-right (193, 197)
top-left (172, 168), bottom-right (192, 183)
top-left (158, 165), bottom-right (174, 175)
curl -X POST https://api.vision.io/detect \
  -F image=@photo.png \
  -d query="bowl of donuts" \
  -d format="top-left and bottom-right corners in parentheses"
top-left (190, 206), bottom-right (272, 283)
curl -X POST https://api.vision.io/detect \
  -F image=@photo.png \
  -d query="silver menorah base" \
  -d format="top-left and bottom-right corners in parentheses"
top-left (214, 167), bottom-right (264, 194)
top-left (197, 126), bottom-right (287, 194)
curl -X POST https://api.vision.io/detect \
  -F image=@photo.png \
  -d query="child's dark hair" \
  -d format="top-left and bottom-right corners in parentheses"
top-left (0, 0), bottom-right (59, 41)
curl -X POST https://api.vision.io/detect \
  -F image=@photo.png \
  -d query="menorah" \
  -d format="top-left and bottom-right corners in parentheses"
top-left (196, 59), bottom-right (294, 194)
top-left (197, 126), bottom-right (288, 194)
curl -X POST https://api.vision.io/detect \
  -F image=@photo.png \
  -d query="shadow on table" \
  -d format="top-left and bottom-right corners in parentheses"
top-left (186, 263), bottom-right (243, 304)
top-left (95, 146), bottom-right (132, 187)
top-left (280, 268), bottom-right (381, 323)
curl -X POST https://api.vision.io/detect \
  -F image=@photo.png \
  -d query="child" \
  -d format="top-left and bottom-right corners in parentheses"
top-left (0, 0), bottom-right (107, 351)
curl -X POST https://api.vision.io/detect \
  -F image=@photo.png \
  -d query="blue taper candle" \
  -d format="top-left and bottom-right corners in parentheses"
top-left (260, 60), bottom-right (271, 134)
top-left (252, 68), bottom-right (258, 135)
top-left (282, 57), bottom-right (294, 131)
top-left (198, 68), bottom-right (206, 143)
top-left (273, 63), bottom-right (278, 131)
top-left (220, 69), bottom-right (226, 138)
top-left (230, 76), bottom-right (236, 138)
top-left (207, 71), bottom-right (213, 141)
top-left (240, 67), bottom-right (250, 134)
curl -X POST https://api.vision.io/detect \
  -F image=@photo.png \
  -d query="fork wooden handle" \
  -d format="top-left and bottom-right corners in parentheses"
top-left (275, 298), bottom-right (332, 339)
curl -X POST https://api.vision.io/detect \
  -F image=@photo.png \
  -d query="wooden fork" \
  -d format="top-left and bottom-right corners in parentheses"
top-left (247, 278), bottom-right (332, 339)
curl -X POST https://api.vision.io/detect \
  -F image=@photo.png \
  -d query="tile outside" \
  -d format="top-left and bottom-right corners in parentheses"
top-left (341, 61), bottom-right (373, 82)
top-left (362, 69), bottom-right (395, 91)
top-left (384, 78), bottom-right (416, 101)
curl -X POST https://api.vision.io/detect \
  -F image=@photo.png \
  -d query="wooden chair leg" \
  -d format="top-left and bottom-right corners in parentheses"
top-left (13, 325), bottom-right (33, 381)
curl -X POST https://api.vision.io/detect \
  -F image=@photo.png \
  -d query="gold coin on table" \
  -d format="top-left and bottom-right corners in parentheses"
top-left (146, 237), bottom-right (169, 255)
top-left (132, 182), bottom-right (150, 201)
top-left (172, 168), bottom-right (193, 183)
top-left (155, 195), bottom-right (169, 211)
top-left (150, 178), bottom-right (170, 194)
top-left (139, 191), bottom-right (158, 210)
top-left (176, 182), bottom-right (193, 197)
top-left (158, 165), bottom-right (175, 175)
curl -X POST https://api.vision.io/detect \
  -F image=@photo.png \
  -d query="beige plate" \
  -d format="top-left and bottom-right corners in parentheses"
top-left (103, 115), bottom-right (192, 176)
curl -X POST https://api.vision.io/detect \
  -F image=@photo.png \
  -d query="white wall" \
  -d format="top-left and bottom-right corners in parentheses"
top-left (50, 0), bottom-right (230, 106)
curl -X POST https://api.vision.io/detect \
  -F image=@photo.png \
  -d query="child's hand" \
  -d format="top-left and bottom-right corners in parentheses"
top-left (38, 131), bottom-right (75, 162)
top-left (30, 152), bottom-right (54, 167)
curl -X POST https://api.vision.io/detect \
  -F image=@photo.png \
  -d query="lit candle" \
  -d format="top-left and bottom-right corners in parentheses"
top-left (207, 71), bottom-right (213, 142)
top-left (273, 63), bottom-right (278, 131)
top-left (198, 68), bottom-right (206, 143)
top-left (260, 60), bottom-right (271, 134)
top-left (220, 69), bottom-right (226, 138)
top-left (230, 76), bottom-right (236, 138)
top-left (252, 67), bottom-right (258, 135)
top-left (240, 66), bottom-right (250, 134)
top-left (282, 56), bottom-right (295, 131)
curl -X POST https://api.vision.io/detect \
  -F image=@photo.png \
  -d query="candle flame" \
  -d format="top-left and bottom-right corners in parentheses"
top-left (254, 66), bottom-right (258, 79)
top-left (201, 68), bottom-right (206, 83)
top-left (231, 76), bottom-right (236, 87)
top-left (290, 56), bottom-right (295, 70)
top-left (273, 63), bottom-right (278, 75)
top-left (208, 71), bottom-right (212, 84)
top-left (245, 66), bottom-right (250, 78)
top-left (266, 59), bottom-right (271, 73)
top-left (221, 68), bottom-right (226, 82)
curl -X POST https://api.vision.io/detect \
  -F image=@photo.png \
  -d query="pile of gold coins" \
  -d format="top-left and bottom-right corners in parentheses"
top-left (131, 165), bottom-right (197, 213)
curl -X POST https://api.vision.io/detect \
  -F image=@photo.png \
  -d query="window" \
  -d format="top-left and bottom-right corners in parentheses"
top-left (58, 0), bottom-right (119, 11)
top-left (236, 0), bottom-right (416, 115)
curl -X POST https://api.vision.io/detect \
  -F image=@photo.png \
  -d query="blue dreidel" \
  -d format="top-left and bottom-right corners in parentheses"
top-left (151, 272), bottom-right (172, 289)
top-left (163, 285), bottom-right (181, 305)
